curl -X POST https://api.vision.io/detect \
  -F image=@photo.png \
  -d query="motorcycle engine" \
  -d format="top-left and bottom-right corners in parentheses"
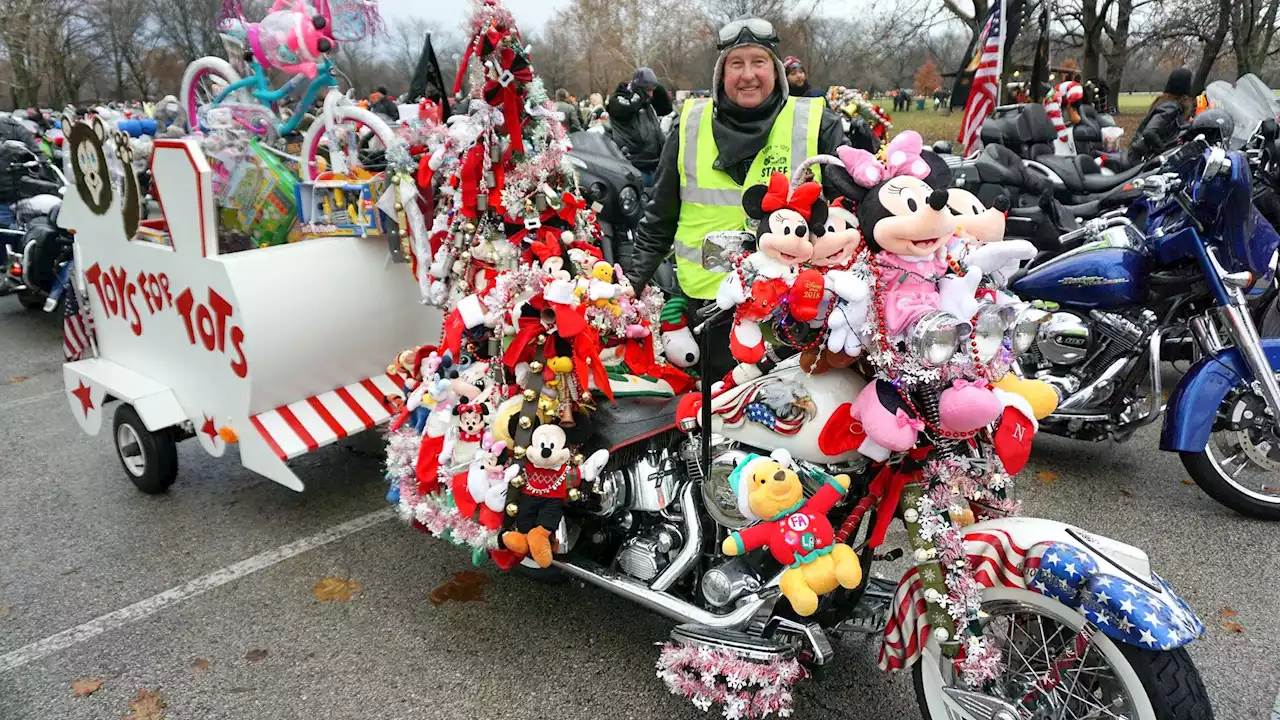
top-left (1036, 311), bottom-right (1092, 365)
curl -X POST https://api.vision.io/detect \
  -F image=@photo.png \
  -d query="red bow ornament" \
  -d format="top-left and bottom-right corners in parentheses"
top-left (528, 227), bottom-right (563, 265)
top-left (759, 174), bottom-right (822, 222)
top-left (482, 47), bottom-right (534, 154)
top-left (558, 192), bottom-right (586, 227)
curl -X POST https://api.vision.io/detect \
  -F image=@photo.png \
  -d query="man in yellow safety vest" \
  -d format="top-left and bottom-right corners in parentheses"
top-left (622, 18), bottom-right (850, 378)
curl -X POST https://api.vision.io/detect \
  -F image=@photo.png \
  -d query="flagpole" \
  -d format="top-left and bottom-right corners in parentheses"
top-left (994, 0), bottom-right (1006, 105)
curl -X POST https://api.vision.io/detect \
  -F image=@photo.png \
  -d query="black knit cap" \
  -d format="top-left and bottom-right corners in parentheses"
top-left (1164, 68), bottom-right (1192, 96)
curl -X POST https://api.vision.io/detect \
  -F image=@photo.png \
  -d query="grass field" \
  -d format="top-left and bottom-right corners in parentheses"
top-left (882, 92), bottom-right (1159, 147)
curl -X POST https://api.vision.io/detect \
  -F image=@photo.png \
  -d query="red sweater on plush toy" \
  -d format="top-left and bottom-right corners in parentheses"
top-left (725, 466), bottom-right (845, 565)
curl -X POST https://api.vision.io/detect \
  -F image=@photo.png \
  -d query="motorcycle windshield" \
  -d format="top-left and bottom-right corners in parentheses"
top-left (1205, 80), bottom-right (1268, 150)
top-left (1235, 74), bottom-right (1280, 119)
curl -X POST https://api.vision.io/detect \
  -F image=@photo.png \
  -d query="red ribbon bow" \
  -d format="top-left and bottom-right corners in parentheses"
top-left (759, 173), bottom-right (822, 223)
top-left (456, 403), bottom-right (482, 415)
top-left (482, 47), bottom-right (534, 154)
top-left (558, 192), bottom-right (586, 227)
top-left (528, 227), bottom-right (563, 264)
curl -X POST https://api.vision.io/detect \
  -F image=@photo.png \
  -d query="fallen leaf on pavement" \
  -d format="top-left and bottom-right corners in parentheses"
top-left (1219, 607), bottom-right (1238, 618)
top-left (71, 678), bottom-right (103, 696)
top-left (125, 688), bottom-right (166, 720)
top-left (189, 658), bottom-right (211, 671)
top-left (244, 648), bottom-right (268, 662)
top-left (1119, 488), bottom-right (1133, 497)
top-left (0, 603), bottom-right (11, 617)
top-left (1181, 478), bottom-right (1196, 486)
top-left (312, 576), bottom-right (363, 603)
top-left (1035, 471), bottom-right (1058, 484)
top-left (429, 571), bottom-right (492, 606)
top-left (1222, 620), bottom-right (1245, 633)
top-left (4, 376), bottom-right (27, 384)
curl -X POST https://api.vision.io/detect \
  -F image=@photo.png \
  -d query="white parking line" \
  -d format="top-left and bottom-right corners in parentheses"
top-left (0, 507), bottom-right (396, 674)
top-left (0, 389), bottom-right (62, 411)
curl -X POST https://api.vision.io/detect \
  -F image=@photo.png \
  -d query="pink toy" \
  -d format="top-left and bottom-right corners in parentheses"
top-left (219, 0), bottom-right (382, 79)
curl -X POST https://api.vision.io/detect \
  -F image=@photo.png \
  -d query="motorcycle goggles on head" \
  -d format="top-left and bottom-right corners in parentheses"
top-left (716, 18), bottom-right (778, 52)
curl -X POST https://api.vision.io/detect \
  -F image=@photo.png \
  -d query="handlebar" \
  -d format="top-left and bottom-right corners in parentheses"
top-left (1057, 215), bottom-right (1133, 246)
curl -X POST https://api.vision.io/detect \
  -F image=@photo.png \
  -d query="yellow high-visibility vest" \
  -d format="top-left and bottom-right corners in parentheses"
top-left (673, 95), bottom-right (824, 299)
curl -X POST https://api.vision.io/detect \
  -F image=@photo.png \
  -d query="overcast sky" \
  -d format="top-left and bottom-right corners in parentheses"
top-left (378, 0), bottom-right (887, 36)
top-left (382, 0), bottom-right (564, 32)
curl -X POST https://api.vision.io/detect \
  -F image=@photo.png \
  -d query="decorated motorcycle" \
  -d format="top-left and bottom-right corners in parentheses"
top-left (382, 2), bottom-right (1214, 718)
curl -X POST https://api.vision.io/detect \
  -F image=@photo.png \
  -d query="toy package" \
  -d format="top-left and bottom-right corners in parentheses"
top-left (294, 170), bottom-right (387, 240)
top-left (216, 139), bottom-right (298, 248)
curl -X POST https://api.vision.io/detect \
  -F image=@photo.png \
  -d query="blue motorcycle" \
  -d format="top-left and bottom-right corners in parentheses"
top-left (1010, 136), bottom-right (1280, 519)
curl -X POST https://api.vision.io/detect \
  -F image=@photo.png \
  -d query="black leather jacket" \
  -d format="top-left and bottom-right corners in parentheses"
top-left (606, 83), bottom-right (672, 173)
top-left (624, 104), bottom-right (848, 290)
top-left (1131, 100), bottom-right (1189, 159)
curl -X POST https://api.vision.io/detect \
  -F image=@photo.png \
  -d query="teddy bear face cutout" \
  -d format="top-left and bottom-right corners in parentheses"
top-left (946, 187), bottom-right (1008, 245)
top-left (809, 201), bottom-right (861, 268)
top-left (528, 424), bottom-right (571, 469)
top-left (745, 460), bottom-right (804, 519)
top-left (859, 175), bottom-right (955, 258)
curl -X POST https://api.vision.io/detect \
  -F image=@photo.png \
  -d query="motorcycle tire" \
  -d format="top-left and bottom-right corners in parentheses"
top-left (112, 404), bottom-right (179, 494)
top-left (17, 289), bottom-right (44, 311)
top-left (1260, 294), bottom-right (1280, 337)
top-left (913, 587), bottom-right (1214, 720)
top-left (1180, 450), bottom-right (1280, 520)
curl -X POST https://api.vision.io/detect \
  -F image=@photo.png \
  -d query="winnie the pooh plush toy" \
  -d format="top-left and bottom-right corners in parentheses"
top-left (722, 450), bottom-right (863, 616)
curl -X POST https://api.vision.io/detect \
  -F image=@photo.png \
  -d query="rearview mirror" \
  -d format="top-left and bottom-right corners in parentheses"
top-left (701, 230), bottom-right (753, 272)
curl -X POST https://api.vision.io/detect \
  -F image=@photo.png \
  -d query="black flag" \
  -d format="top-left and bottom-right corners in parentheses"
top-left (1029, 5), bottom-right (1050, 101)
top-left (950, 0), bottom-right (1026, 110)
top-left (408, 33), bottom-right (450, 117)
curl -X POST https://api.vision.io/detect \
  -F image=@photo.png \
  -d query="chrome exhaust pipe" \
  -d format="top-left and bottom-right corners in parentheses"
top-left (649, 481), bottom-right (699, 592)
top-left (553, 558), bottom-right (779, 630)
top-left (1057, 357), bottom-right (1132, 411)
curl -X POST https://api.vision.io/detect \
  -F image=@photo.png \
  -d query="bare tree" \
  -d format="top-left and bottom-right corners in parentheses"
top-left (1232, 0), bottom-right (1280, 76)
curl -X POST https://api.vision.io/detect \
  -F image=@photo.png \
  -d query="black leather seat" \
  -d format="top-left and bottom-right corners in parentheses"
top-left (590, 394), bottom-right (682, 451)
top-left (1032, 154), bottom-right (1144, 194)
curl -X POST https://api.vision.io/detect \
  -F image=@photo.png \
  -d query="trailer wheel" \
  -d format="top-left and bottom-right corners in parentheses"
top-left (112, 404), bottom-right (178, 494)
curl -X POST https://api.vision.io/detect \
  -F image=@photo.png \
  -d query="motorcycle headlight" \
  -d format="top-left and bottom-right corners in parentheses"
top-left (1010, 306), bottom-right (1050, 354)
top-left (618, 185), bottom-right (640, 216)
top-left (973, 302), bottom-right (1016, 362)
top-left (908, 311), bottom-right (969, 367)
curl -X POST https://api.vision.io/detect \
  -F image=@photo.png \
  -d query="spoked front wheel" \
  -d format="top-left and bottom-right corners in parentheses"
top-left (1182, 383), bottom-right (1280, 520)
top-left (913, 588), bottom-right (1212, 720)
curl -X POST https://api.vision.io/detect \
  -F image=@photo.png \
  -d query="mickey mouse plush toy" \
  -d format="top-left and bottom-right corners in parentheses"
top-left (501, 416), bottom-right (609, 568)
top-left (715, 173), bottom-right (829, 364)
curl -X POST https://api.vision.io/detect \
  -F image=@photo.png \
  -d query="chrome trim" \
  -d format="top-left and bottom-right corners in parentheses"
top-left (1222, 292), bottom-right (1280, 418)
top-left (1057, 357), bottom-right (1132, 411)
top-left (648, 481), bottom-right (700, 592)
top-left (1129, 329), bottom-right (1164, 428)
top-left (553, 558), bottom-right (780, 629)
top-left (1190, 313), bottom-right (1226, 355)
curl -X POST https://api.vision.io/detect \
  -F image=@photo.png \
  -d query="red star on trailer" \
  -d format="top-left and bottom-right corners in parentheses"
top-left (71, 380), bottom-right (95, 417)
top-left (201, 414), bottom-right (219, 442)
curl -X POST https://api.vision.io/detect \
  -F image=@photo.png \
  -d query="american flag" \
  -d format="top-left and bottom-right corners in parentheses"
top-left (63, 280), bottom-right (96, 362)
top-left (957, 1), bottom-right (1007, 156)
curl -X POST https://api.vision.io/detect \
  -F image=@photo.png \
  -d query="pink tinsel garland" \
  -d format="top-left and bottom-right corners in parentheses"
top-left (656, 642), bottom-right (806, 719)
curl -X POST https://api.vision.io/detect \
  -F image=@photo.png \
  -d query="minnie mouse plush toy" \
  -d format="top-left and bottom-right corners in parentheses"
top-left (715, 173), bottom-right (828, 364)
top-left (819, 132), bottom-right (1005, 458)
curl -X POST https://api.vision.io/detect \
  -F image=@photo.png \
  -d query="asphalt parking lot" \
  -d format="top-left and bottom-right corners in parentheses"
top-left (2, 297), bottom-right (1278, 720)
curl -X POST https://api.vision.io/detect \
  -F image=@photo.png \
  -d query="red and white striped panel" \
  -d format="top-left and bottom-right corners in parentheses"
top-left (249, 372), bottom-right (405, 461)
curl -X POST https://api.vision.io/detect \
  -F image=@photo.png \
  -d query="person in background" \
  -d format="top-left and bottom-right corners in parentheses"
top-left (554, 88), bottom-right (583, 133)
top-left (783, 56), bottom-right (824, 98)
top-left (369, 87), bottom-right (399, 122)
top-left (587, 92), bottom-right (607, 127)
top-left (606, 67), bottom-right (673, 185)
top-left (1131, 67), bottom-right (1194, 160)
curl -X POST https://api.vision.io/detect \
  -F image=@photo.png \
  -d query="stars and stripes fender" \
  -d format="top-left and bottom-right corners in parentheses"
top-left (879, 518), bottom-right (1205, 672)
